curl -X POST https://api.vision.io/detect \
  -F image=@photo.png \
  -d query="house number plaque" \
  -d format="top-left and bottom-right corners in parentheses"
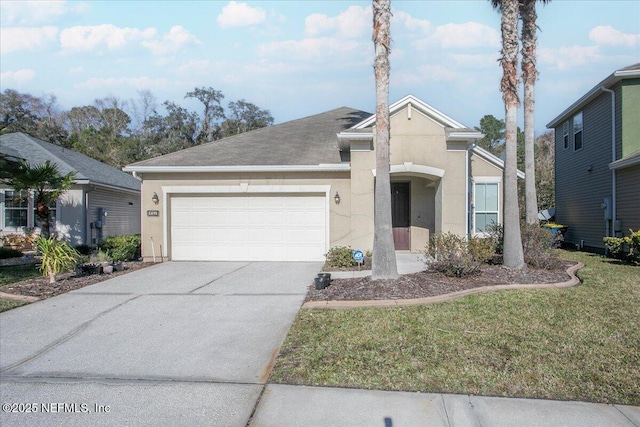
top-left (147, 210), bottom-right (160, 217)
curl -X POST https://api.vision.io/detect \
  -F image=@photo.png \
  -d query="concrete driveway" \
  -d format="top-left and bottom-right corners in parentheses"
top-left (0, 261), bottom-right (321, 426)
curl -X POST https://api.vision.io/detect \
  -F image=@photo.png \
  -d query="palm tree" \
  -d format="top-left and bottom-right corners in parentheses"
top-left (371, 0), bottom-right (398, 279)
top-left (494, 0), bottom-right (525, 269)
top-left (521, 0), bottom-right (550, 224)
top-left (1, 159), bottom-right (74, 238)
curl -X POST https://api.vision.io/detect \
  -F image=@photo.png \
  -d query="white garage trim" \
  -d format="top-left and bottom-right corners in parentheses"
top-left (162, 185), bottom-right (331, 260)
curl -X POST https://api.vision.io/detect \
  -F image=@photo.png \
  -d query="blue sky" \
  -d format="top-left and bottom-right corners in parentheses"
top-left (1, 1), bottom-right (639, 135)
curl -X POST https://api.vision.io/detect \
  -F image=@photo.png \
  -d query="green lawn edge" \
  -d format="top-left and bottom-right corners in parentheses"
top-left (270, 250), bottom-right (640, 405)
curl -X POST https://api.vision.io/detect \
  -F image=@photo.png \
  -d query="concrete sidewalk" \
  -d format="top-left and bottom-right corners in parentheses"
top-left (329, 252), bottom-right (426, 278)
top-left (250, 384), bottom-right (640, 427)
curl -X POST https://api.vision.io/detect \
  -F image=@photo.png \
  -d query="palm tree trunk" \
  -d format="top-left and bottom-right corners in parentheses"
top-left (522, 0), bottom-right (539, 224)
top-left (500, 0), bottom-right (525, 269)
top-left (372, 0), bottom-right (398, 280)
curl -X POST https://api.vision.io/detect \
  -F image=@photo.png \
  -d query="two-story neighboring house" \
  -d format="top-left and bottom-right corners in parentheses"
top-left (547, 63), bottom-right (640, 252)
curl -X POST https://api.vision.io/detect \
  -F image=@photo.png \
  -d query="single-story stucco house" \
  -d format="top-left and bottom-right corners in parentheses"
top-left (1, 132), bottom-right (141, 246)
top-left (124, 95), bottom-right (518, 262)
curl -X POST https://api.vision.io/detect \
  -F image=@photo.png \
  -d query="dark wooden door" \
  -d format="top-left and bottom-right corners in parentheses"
top-left (391, 182), bottom-right (410, 250)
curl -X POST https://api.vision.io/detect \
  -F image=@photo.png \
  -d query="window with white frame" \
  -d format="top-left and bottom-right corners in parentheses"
top-left (573, 112), bottom-right (583, 151)
top-left (1, 190), bottom-right (59, 232)
top-left (474, 182), bottom-right (499, 234)
top-left (3, 190), bottom-right (29, 229)
top-left (563, 121), bottom-right (569, 150)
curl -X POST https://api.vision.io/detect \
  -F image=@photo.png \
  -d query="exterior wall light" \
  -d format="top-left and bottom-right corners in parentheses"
top-left (152, 192), bottom-right (159, 205)
top-left (334, 191), bottom-right (341, 205)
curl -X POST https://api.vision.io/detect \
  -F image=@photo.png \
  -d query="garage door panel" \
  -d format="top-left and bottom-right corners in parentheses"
top-left (171, 195), bottom-right (326, 261)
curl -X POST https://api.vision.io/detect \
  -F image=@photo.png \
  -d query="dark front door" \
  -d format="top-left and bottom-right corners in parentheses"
top-left (391, 182), bottom-right (410, 250)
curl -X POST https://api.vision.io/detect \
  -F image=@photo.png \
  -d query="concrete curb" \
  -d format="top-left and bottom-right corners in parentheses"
top-left (0, 291), bottom-right (39, 303)
top-left (302, 262), bottom-right (584, 309)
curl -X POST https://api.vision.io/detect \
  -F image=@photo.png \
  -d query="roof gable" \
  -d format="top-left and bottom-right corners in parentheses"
top-left (350, 94), bottom-right (469, 130)
top-left (0, 133), bottom-right (140, 192)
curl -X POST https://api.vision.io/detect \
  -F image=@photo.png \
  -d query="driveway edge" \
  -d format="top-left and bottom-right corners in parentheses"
top-left (302, 262), bottom-right (584, 309)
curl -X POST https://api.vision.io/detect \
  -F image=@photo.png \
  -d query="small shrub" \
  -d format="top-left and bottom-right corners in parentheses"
top-left (604, 229), bottom-right (640, 265)
top-left (521, 223), bottom-right (559, 269)
top-left (485, 223), bottom-right (504, 255)
top-left (426, 232), bottom-right (494, 277)
top-left (98, 234), bottom-right (141, 261)
top-left (2, 233), bottom-right (27, 248)
top-left (0, 247), bottom-right (23, 259)
top-left (35, 236), bottom-right (81, 283)
top-left (325, 246), bottom-right (356, 268)
top-left (90, 250), bottom-right (112, 264)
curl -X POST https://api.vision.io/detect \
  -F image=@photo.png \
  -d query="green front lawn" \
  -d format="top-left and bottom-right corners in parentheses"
top-left (0, 264), bottom-right (40, 312)
top-left (0, 264), bottom-right (41, 286)
top-left (271, 250), bottom-right (640, 405)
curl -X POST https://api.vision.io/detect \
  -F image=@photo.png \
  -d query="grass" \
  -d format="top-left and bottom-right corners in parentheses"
top-left (0, 264), bottom-right (41, 313)
top-left (0, 264), bottom-right (41, 286)
top-left (270, 250), bottom-right (640, 405)
top-left (0, 299), bottom-right (27, 313)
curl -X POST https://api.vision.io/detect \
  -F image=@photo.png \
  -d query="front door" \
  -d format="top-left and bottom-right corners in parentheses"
top-left (391, 182), bottom-right (410, 250)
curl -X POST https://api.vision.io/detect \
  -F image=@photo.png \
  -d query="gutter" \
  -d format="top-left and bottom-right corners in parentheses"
top-left (122, 164), bottom-right (352, 173)
top-left (601, 86), bottom-right (616, 236)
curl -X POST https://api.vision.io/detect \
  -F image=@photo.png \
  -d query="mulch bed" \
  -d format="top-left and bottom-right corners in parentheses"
top-left (1, 262), bottom-right (153, 300)
top-left (305, 260), bottom-right (577, 303)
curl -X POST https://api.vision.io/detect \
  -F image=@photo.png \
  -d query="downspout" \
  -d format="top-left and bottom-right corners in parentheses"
top-left (466, 142), bottom-right (477, 238)
top-left (601, 86), bottom-right (616, 237)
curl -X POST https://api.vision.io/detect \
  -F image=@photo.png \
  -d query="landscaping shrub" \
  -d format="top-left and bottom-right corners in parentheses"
top-left (0, 247), bottom-right (23, 259)
top-left (485, 223), bottom-right (504, 255)
top-left (325, 246), bottom-right (356, 268)
top-left (426, 232), bottom-right (494, 277)
top-left (35, 236), bottom-right (81, 283)
top-left (604, 229), bottom-right (640, 265)
top-left (98, 234), bottom-right (141, 261)
top-left (521, 223), bottom-right (560, 269)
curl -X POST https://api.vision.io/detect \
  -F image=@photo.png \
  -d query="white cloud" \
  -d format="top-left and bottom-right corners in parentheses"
top-left (142, 26), bottom-right (200, 56)
top-left (60, 24), bottom-right (156, 52)
top-left (417, 64), bottom-right (460, 81)
top-left (0, 69), bottom-right (37, 85)
top-left (0, 1), bottom-right (72, 25)
top-left (0, 27), bottom-right (58, 55)
top-left (416, 22), bottom-right (500, 50)
top-left (589, 25), bottom-right (640, 48)
top-left (75, 76), bottom-right (170, 91)
top-left (0, 27), bottom-right (58, 54)
top-left (538, 45), bottom-right (603, 70)
top-left (450, 53), bottom-right (499, 69)
top-left (305, 5), bottom-right (371, 39)
top-left (259, 37), bottom-right (364, 64)
top-left (393, 10), bottom-right (430, 33)
top-left (217, 1), bottom-right (266, 29)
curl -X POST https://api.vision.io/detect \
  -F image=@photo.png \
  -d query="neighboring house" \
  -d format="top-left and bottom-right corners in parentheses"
top-left (1, 132), bottom-right (141, 246)
top-left (124, 95), bottom-right (518, 262)
top-left (547, 63), bottom-right (640, 252)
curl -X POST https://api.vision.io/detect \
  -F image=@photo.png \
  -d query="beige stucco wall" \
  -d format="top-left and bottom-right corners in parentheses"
top-left (137, 171), bottom-right (350, 260)
top-left (136, 104), bottom-right (505, 259)
top-left (348, 105), bottom-right (500, 251)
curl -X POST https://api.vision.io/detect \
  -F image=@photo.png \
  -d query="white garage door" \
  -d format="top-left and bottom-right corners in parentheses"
top-left (170, 195), bottom-right (326, 261)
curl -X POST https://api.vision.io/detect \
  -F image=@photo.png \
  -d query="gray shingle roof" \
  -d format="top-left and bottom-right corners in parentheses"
top-left (0, 133), bottom-right (140, 192)
top-left (128, 107), bottom-right (371, 167)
